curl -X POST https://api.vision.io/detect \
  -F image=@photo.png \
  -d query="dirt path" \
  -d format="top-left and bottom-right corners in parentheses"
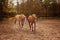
top-left (0, 19), bottom-right (60, 40)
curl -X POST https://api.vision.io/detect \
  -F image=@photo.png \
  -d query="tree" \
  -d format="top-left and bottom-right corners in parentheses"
top-left (19, 0), bottom-right (45, 17)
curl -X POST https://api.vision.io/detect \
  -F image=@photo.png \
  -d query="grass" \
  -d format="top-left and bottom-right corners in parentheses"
top-left (38, 17), bottom-right (60, 20)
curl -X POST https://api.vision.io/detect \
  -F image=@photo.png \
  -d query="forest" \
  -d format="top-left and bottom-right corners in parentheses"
top-left (0, 0), bottom-right (60, 20)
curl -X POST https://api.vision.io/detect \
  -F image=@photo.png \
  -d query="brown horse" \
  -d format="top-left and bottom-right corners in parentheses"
top-left (15, 14), bottom-right (26, 28)
top-left (28, 14), bottom-right (37, 32)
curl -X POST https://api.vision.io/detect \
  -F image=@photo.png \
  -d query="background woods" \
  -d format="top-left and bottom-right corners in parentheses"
top-left (0, 0), bottom-right (60, 20)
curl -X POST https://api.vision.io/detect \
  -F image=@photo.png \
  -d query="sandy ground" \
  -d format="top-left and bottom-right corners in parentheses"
top-left (0, 19), bottom-right (60, 40)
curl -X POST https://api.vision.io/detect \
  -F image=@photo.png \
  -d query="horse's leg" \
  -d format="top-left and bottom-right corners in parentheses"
top-left (19, 20), bottom-right (20, 26)
top-left (34, 21), bottom-right (36, 32)
top-left (29, 22), bottom-right (31, 30)
top-left (21, 21), bottom-right (24, 28)
top-left (31, 22), bottom-right (34, 32)
top-left (21, 23), bottom-right (23, 28)
top-left (14, 19), bottom-right (16, 24)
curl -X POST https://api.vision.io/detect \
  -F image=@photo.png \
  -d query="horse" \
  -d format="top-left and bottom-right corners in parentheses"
top-left (28, 14), bottom-right (37, 32)
top-left (15, 14), bottom-right (26, 28)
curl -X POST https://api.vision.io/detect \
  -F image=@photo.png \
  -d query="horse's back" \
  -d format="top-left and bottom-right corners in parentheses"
top-left (19, 14), bottom-right (26, 21)
top-left (21, 14), bottom-right (25, 19)
top-left (32, 14), bottom-right (37, 19)
top-left (28, 15), bottom-right (35, 22)
top-left (15, 15), bottom-right (21, 21)
top-left (15, 14), bottom-right (26, 21)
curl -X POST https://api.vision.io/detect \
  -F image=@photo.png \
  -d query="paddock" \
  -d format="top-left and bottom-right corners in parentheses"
top-left (0, 18), bottom-right (60, 40)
